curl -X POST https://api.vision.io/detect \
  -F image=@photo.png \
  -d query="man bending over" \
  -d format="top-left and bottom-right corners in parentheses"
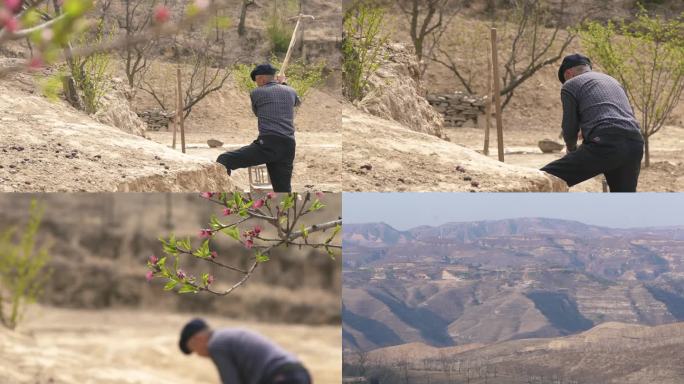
top-left (179, 318), bottom-right (312, 384)
top-left (541, 54), bottom-right (644, 192)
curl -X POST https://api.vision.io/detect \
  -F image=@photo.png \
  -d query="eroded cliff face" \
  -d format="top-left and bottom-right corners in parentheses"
top-left (356, 43), bottom-right (445, 138)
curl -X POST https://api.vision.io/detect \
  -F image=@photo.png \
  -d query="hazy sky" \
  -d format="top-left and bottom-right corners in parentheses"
top-left (343, 193), bottom-right (684, 230)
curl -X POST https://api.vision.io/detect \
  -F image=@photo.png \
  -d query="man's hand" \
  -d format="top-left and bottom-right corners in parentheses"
top-left (276, 75), bottom-right (287, 84)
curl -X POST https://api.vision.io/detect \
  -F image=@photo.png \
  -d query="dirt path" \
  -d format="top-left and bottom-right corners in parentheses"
top-left (0, 306), bottom-right (341, 384)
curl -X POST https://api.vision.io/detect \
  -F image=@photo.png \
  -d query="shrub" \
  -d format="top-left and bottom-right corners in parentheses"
top-left (0, 200), bottom-right (51, 330)
top-left (69, 23), bottom-right (112, 114)
top-left (342, 2), bottom-right (388, 101)
top-left (233, 56), bottom-right (325, 101)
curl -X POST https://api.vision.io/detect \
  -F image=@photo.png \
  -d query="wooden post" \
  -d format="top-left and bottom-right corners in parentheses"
top-left (484, 46), bottom-right (492, 156)
top-left (490, 28), bottom-right (505, 162)
top-left (176, 67), bottom-right (186, 154)
top-left (172, 79), bottom-right (178, 150)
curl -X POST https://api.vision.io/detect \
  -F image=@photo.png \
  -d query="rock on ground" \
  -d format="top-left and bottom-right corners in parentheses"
top-left (342, 106), bottom-right (567, 192)
top-left (357, 43), bottom-right (445, 138)
top-left (0, 84), bottom-right (241, 192)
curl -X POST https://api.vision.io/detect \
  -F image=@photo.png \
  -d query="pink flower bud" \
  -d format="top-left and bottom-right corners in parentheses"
top-left (222, 208), bottom-right (232, 216)
top-left (210, 251), bottom-right (217, 259)
top-left (153, 5), bottom-right (171, 24)
top-left (245, 239), bottom-right (253, 249)
top-left (252, 199), bottom-right (264, 209)
top-left (315, 191), bottom-right (325, 199)
top-left (199, 229), bottom-right (212, 239)
top-left (200, 192), bottom-right (214, 199)
top-left (3, 0), bottom-right (21, 12)
top-left (145, 271), bottom-right (154, 282)
top-left (177, 269), bottom-right (186, 279)
top-left (149, 255), bottom-right (159, 264)
top-left (253, 225), bottom-right (262, 235)
top-left (266, 192), bottom-right (276, 199)
top-left (207, 275), bottom-right (214, 285)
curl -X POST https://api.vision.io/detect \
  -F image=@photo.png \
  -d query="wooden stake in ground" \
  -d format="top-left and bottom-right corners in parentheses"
top-left (484, 45), bottom-right (492, 156)
top-left (491, 28), bottom-right (505, 162)
top-left (176, 67), bottom-right (186, 154)
top-left (172, 79), bottom-right (178, 150)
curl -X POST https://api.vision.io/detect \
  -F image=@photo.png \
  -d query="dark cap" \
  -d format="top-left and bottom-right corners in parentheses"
top-left (250, 63), bottom-right (278, 81)
top-left (558, 54), bottom-right (592, 84)
top-left (179, 318), bottom-right (209, 355)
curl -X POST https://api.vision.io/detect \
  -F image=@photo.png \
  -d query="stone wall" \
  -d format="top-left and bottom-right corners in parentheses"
top-left (427, 92), bottom-right (487, 128)
top-left (137, 110), bottom-right (175, 131)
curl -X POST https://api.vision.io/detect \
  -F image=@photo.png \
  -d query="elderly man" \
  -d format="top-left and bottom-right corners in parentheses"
top-left (540, 54), bottom-right (644, 192)
top-left (217, 63), bottom-right (301, 192)
top-left (179, 318), bottom-right (312, 384)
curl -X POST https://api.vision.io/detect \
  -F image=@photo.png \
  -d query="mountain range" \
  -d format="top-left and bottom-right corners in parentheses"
top-left (342, 218), bottom-right (684, 352)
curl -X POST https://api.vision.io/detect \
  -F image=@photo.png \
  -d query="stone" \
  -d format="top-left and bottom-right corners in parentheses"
top-left (538, 139), bottom-right (565, 153)
top-left (207, 139), bottom-right (223, 148)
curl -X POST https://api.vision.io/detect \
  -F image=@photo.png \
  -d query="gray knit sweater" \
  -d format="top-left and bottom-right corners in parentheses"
top-left (561, 71), bottom-right (643, 149)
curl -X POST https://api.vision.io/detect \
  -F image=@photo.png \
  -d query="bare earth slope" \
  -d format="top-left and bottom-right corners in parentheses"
top-left (342, 107), bottom-right (568, 192)
top-left (0, 82), bottom-right (241, 192)
top-left (0, 306), bottom-right (341, 384)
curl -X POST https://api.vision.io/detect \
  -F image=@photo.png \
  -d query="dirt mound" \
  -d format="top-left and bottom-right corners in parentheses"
top-left (342, 106), bottom-right (567, 192)
top-left (356, 43), bottom-right (444, 138)
top-left (0, 82), bottom-right (242, 192)
top-left (93, 77), bottom-right (147, 137)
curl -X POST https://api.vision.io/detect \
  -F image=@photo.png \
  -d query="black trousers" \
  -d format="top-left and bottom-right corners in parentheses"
top-left (541, 135), bottom-right (644, 192)
top-left (263, 364), bottom-right (311, 384)
top-left (216, 135), bottom-right (296, 192)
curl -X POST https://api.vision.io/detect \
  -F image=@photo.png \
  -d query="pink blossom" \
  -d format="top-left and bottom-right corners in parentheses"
top-left (145, 271), bottom-right (154, 282)
top-left (253, 225), bottom-right (262, 235)
top-left (315, 191), bottom-right (325, 199)
top-left (210, 251), bottom-right (217, 259)
top-left (200, 192), bottom-right (214, 199)
top-left (0, 12), bottom-right (19, 33)
top-left (3, 0), bottom-right (21, 12)
top-left (207, 275), bottom-right (214, 285)
top-left (177, 269), bottom-right (186, 280)
top-left (199, 229), bottom-right (212, 239)
top-left (245, 239), bottom-right (254, 249)
top-left (222, 208), bottom-right (232, 216)
top-left (194, 0), bottom-right (209, 10)
top-left (153, 5), bottom-right (171, 23)
top-left (27, 56), bottom-right (44, 71)
top-left (266, 192), bottom-right (276, 199)
top-left (252, 199), bottom-right (264, 209)
top-left (149, 255), bottom-right (159, 264)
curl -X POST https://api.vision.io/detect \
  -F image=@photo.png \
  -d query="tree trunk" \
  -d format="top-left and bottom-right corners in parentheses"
top-left (238, 0), bottom-right (250, 37)
top-left (644, 134), bottom-right (650, 168)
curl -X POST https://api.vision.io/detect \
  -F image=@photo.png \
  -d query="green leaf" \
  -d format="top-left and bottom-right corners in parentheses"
top-left (221, 225), bottom-right (240, 241)
top-left (308, 200), bottom-right (325, 212)
top-left (192, 239), bottom-right (211, 258)
top-left (255, 251), bottom-right (270, 263)
top-left (178, 284), bottom-right (198, 294)
top-left (209, 215), bottom-right (222, 231)
top-left (164, 280), bottom-right (178, 291)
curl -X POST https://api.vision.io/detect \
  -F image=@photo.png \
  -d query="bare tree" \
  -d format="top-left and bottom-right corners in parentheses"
top-left (433, 0), bottom-right (590, 110)
top-left (238, 0), bottom-right (256, 36)
top-left (116, 0), bottom-right (165, 96)
top-left (397, 0), bottom-right (461, 76)
top-left (139, 37), bottom-right (234, 120)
